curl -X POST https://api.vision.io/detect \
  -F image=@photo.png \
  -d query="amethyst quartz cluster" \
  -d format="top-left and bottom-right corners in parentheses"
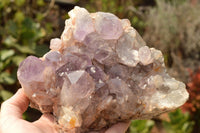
top-left (17, 7), bottom-right (189, 133)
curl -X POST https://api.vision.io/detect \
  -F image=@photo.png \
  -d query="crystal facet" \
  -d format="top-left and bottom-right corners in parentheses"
top-left (17, 6), bottom-right (189, 133)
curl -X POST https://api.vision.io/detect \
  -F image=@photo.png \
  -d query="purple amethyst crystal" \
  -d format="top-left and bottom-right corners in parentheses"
top-left (17, 6), bottom-right (189, 133)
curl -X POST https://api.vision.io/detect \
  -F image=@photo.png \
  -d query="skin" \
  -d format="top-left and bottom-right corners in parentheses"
top-left (0, 89), bottom-right (130, 133)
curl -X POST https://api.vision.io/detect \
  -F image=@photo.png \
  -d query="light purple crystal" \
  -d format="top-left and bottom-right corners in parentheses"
top-left (69, 6), bottom-right (95, 42)
top-left (50, 38), bottom-right (62, 51)
top-left (94, 12), bottom-right (123, 39)
top-left (17, 6), bottom-right (189, 133)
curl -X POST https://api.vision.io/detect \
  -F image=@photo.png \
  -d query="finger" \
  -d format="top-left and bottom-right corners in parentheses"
top-left (105, 122), bottom-right (130, 133)
top-left (36, 113), bottom-right (55, 124)
top-left (33, 113), bottom-right (57, 133)
top-left (1, 88), bottom-right (29, 119)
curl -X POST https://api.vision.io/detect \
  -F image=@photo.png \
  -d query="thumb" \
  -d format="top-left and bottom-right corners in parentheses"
top-left (1, 88), bottom-right (29, 119)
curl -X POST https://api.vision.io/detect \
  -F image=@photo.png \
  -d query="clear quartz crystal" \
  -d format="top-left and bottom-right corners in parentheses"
top-left (17, 6), bottom-right (189, 133)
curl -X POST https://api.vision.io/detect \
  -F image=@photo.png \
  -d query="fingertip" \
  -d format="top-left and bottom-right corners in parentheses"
top-left (40, 113), bottom-right (55, 123)
top-left (105, 122), bottom-right (130, 133)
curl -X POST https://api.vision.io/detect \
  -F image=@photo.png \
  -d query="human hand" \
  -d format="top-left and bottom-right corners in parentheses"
top-left (103, 122), bottom-right (130, 133)
top-left (0, 89), bottom-right (57, 133)
top-left (0, 89), bottom-right (130, 133)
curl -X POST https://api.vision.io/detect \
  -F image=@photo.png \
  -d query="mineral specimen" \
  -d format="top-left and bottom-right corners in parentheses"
top-left (17, 6), bottom-right (189, 133)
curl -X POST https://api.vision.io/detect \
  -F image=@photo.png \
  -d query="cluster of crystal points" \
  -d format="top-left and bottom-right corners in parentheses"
top-left (17, 7), bottom-right (189, 133)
